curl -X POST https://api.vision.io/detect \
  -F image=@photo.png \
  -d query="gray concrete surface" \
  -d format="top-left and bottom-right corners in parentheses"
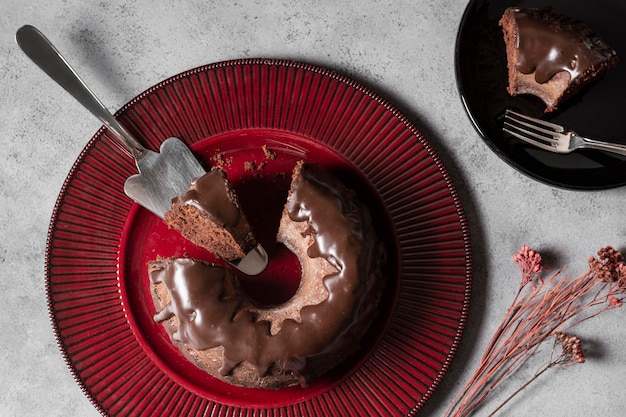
top-left (1, 0), bottom-right (625, 416)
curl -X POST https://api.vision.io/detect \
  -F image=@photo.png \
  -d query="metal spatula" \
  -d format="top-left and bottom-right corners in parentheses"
top-left (16, 25), bottom-right (268, 275)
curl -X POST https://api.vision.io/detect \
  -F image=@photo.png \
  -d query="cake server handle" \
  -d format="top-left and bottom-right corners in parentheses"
top-left (15, 25), bottom-right (145, 160)
top-left (16, 24), bottom-right (269, 275)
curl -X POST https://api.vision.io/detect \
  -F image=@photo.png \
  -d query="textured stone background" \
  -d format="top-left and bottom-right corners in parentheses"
top-left (1, 0), bottom-right (625, 416)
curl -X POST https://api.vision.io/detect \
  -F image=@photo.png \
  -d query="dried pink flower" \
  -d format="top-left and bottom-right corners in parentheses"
top-left (590, 246), bottom-right (624, 283)
top-left (513, 244), bottom-right (543, 286)
top-left (609, 296), bottom-right (623, 308)
top-left (555, 332), bottom-right (585, 364)
top-left (445, 245), bottom-right (626, 417)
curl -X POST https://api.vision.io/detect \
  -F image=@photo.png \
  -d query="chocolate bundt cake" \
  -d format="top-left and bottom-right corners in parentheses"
top-left (149, 161), bottom-right (385, 389)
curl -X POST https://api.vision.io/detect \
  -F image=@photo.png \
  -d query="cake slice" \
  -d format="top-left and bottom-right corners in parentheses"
top-left (165, 167), bottom-right (257, 261)
top-left (499, 7), bottom-right (618, 112)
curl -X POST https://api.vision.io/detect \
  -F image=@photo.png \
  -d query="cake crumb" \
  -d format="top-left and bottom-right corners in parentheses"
top-left (212, 152), bottom-right (233, 167)
top-left (244, 160), bottom-right (268, 172)
top-left (262, 145), bottom-right (277, 160)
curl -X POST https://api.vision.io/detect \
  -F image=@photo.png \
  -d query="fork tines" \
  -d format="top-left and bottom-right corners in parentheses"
top-left (502, 110), bottom-right (561, 150)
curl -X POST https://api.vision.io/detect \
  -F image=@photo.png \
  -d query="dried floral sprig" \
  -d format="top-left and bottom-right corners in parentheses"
top-left (487, 332), bottom-right (585, 417)
top-left (444, 246), bottom-right (626, 417)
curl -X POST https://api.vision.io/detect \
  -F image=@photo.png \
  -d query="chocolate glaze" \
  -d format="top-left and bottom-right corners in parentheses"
top-left (287, 163), bottom-right (363, 273)
top-left (150, 163), bottom-right (383, 387)
top-left (513, 8), bottom-right (617, 84)
top-left (176, 167), bottom-right (240, 227)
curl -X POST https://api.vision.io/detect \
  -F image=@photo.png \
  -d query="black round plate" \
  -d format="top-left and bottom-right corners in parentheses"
top-left (455, 0), bottom-right (626, 189)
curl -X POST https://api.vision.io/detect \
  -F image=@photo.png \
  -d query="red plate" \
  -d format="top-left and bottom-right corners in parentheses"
top-left (45, 59), bottom-right (472, 416)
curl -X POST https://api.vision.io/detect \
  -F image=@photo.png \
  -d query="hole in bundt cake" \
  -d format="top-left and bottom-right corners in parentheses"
top-left (236, 242), bottom-right (302, 306)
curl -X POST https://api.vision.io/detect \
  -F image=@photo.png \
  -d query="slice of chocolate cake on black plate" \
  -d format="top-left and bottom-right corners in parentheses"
top-left (499, 7), bottom-right (618, 112)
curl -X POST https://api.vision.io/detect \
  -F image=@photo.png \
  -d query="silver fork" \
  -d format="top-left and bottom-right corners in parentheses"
top-left (503, 110), bottom-right (626, 156)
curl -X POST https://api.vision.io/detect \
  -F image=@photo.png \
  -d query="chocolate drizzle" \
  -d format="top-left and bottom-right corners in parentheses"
top-left (287, 163), bottom-right (363, 273)
top-left (150, 162), bottom-right (384, 388)
top-left (512, 7), bottom-right (617, 84)
top-left (177, 167), bottom-right (240, 227)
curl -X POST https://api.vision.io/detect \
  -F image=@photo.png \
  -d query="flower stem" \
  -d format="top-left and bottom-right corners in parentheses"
top-left (487, 364), bottom-right (553, 417)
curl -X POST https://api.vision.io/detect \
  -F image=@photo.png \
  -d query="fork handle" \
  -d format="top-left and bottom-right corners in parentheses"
top-left (15, 25), bottom-right (146, 159)
top-left (577, 135), bottom-right (626, 157)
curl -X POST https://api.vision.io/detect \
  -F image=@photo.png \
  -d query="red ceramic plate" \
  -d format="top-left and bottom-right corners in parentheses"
top-left (45, 59), bottom-right (472, 416)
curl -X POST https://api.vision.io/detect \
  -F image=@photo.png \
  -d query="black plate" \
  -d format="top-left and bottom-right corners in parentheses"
top-left (455, 0), bottom-right (626, 189)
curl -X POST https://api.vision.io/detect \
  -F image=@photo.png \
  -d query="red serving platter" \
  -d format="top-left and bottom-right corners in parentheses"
top-left (45, 59), bottom-right (472, 416)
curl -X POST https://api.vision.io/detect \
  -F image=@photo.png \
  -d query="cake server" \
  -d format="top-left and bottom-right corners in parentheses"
top-left (16, 25), bottom-right (268, 275)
